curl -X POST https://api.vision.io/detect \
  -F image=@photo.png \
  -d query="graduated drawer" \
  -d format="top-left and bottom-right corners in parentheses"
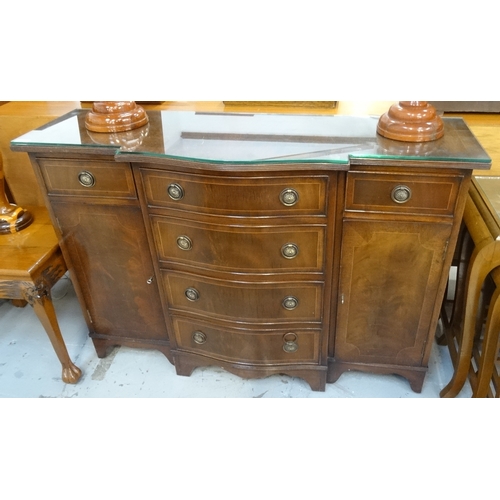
top-left (39, 159), bottom-right (137, 199)
top-left (162, 271), bottom-right (324, 323)
top-left (172, 317), bottom-right (321, 365)
top-left (140, 168), bottom-right (328, 216)
top-left (151, 215), bottom-right (326, 273)
top-left (345, 171), bottom-right (462, 216)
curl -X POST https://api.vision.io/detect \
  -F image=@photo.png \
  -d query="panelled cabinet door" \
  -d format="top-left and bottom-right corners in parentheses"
top-left (335, 219), bottom-right (452, 367)
top-left (50, 201), bottom-right (168, 341)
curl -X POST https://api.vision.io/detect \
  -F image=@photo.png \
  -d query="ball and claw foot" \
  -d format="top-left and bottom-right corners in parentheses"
top-left (62, 362), bottom-right (82, 384)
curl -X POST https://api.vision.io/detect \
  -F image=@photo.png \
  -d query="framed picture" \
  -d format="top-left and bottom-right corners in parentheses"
top-left (224, 101), bottom-right (337, 108)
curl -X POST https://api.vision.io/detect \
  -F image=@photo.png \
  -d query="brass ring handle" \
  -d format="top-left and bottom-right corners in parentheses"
top-left (283, 332), bottom-right (298, 343)
top-left (167, 183), bottom-right (184, 201)
top-left (185, 287), bottom-right (200, 301)
top-left (282, 296), bottom-right (299, 310)
top-left (78, 171), bottom-right (95, 188)
top-left (391, 185), bottom-right (412, 204)
top-left (192, 331), bottom-right (207, 345)
top-left (280, 188), bottom-right (299, 207)
top-left (177, 235), bottom-right (192, 251)
top-left (281, 243), bottom-right (299, 259)
top-left (283, 332), bottom-right (299, 353)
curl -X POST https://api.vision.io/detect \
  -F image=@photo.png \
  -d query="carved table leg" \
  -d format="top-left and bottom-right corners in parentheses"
top-left (23, 284), bottom-right (82, 384)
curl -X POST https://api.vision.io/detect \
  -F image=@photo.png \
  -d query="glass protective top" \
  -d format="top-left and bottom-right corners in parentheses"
top-left (11, 109), bottom-right (491, 166)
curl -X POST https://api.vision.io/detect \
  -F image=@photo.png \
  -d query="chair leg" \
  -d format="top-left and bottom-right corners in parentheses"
top-left (23, 284), bottom-right (82, 384)
top-left (438, 226), bottom-right (473, 346)
top-left (440, 221), bottom-right (500, 398)
top-left (440, 248), bottom-right (493, 398)
top-left (474, 286), bottom-right (500, 397)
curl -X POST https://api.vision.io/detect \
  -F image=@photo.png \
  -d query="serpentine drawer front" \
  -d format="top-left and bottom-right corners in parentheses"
top-left (140, 168), bottom-right (329, 216)
top-left (150, 215), bottom-right (326, 274)
top-left (162, 271), bottom-right (324, 323)
top-left (11, 110), bottom-right (491, 392)
top-left (172, 317), bottom-right (321, 365)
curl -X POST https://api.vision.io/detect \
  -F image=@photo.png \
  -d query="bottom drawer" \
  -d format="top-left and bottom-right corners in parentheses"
top-left (172, 317), bottom-right (321, 365)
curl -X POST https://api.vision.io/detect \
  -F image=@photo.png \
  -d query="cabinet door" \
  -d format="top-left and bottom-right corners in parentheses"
top-left (335, 219), bottom-right (452, 367)
top-left (51, 201), bottom-right (168, 341)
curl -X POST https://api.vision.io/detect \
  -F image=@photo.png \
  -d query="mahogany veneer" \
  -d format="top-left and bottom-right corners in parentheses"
top-left (11, 110), bottom-right (491, 392)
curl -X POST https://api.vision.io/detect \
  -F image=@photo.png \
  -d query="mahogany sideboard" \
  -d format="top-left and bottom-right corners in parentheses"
top-left (11, 110), bottom-right (491, 392)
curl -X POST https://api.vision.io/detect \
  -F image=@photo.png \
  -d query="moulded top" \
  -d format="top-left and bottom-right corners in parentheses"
top-left (11, 109), bottom-right (492, 167)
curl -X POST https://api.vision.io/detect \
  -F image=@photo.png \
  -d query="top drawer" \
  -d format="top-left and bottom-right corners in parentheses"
top-left (139, 168), bottom-right (329, 216)
top-left (39, 159), bottom-right (137, 199)
top-left (345, 171), bottom-right (462, 216)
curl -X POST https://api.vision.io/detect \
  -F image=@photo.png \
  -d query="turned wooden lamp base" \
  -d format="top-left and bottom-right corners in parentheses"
top-left (0, 152), bottom-right (33, 234)
top-left (377, 101), bottom-right (444, 142)
top-left (0, 209), bottom-right (33, 235)
top-left (85, 101), bottom-right (149, 133)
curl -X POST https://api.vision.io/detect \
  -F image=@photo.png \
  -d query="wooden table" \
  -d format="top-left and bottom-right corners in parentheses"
top-left (439, 176), bottom-right (500, 397)
top-left (0, 206), bottom-right (81, 383)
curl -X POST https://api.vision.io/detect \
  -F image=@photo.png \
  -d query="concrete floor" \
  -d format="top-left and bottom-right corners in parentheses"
top-left (0, 274), bottom-right (472, 398)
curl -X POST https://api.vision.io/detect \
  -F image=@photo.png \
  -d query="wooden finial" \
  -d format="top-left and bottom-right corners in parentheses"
top-left (0, 152), bottom-right (33, 234)
top-left (377, 101), bottom-right (444, 142)
top-left (85, 101), bottom-right (149, 133)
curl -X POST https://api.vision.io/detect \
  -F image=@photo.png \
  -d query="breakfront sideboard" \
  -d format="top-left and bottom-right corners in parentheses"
top-left (11, 110), bottom-right (491, 392)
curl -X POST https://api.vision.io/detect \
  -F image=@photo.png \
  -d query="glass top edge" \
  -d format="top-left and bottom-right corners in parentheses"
top-left (349, 153), bottom-right (492, 164)
top-left (11, 139), bottom-right (116, 149)
top-left (115, 150), bottom-right (350, 165)
top-left (9, 109), bottom-right (491, 165)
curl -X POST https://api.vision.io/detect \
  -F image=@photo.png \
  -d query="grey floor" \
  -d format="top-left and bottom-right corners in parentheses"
top-left (0, 274), bottom-right (472, 398)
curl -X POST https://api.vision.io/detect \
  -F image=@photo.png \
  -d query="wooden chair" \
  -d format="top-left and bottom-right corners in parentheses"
top-left (0, 153), bottom-right (81, 384)
top-left (439, 177), bottom-right (500, 397)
